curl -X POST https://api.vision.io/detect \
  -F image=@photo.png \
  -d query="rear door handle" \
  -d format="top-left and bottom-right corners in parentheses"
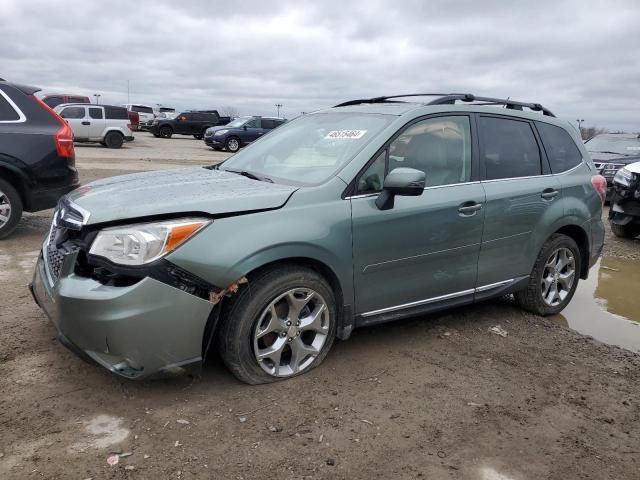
top-left (541, 188), bottom-right (559, 200)
top-left (81, 121), bottom-right (91, 125)
top-left (458, 202), bottom-right (483, 216)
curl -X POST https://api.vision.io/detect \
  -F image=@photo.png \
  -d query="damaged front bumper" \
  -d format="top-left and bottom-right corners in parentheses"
top-left (31, 252), bottom-right (214, 379)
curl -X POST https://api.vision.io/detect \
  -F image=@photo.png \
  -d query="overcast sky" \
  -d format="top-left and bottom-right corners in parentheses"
top-left (1, 0), bottom-right (639, 130)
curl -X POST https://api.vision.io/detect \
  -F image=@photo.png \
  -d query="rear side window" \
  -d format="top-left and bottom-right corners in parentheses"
top-left (104, 106), bottom-right (129, 120)
top-left (480, 116), bottom-right (541, 180)
top-left (89, 107), bottom-right (103, 119)
top-left (69, 97), bottom-right (88, 104)
top-left (132, 105), bottom-right (153, 114)
top-left (536, 122), bottom-right (583, 173)
top-left (0, 92), bottom-right (20, 121)
top-left (43, 96), bottom-right (65, 108)
top-left (59, 106), bottom-right (85, 119)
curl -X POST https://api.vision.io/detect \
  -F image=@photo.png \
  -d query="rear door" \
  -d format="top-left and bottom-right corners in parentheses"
top-left (59, 106), bottom-right (89, 140)
top-left (476, 114), bottom-right (561, 290)
top-left (87, 106), bottom-right (105, 140)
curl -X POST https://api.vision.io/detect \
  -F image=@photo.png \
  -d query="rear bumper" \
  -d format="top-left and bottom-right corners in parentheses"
top-left (31, 252), bottom-right (213, 379)
top-left (24, 178), bottom-right (79, 212)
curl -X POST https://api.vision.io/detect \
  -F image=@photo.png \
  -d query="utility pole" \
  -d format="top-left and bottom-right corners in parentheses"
top-left (127, 80), bottom-right (130, 104)
top-left (275, 103), bottom-right (283, 118)
top-left (93, 94), bottom-right (101, 105)
top-left (576, 119), bottom-right (584, 130)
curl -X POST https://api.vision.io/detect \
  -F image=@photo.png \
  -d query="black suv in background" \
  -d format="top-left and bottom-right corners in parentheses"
top-left (0, 79), bottom-right (78, 238)
top-left (585, 133), bottom-right (640, 200)
top-left (149, 110), bottom-right (231, 139)
top-left (204, 116), bottom-right (286, 152)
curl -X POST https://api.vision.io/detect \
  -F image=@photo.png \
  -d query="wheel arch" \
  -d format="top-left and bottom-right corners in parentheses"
top-left (553, 223), bottom-right (590, 279)
top-left (201, 256), bottom-right (351, 361)
top-left (0, 162), bottom-right (29, 206)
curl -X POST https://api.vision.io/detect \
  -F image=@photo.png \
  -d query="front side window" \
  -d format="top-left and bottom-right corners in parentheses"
top-left (536, 122), bottom-right (582, 173)
top-left (388, 116), bottom-right (472, 187)
top-left (89, 107), bottom-right (103, 119)
top-left (220, 112), bottom-right (393, 186)
top-left (262, 119), bottom-right (276, 129)
top-left (245, 119), bottom-right (260, 128)
top-left (60, 106), bottom-right (85, 119)
top-left (43, 96), bottom-right (64, 108)
top-left (480, 116), bottom-right (541, 180)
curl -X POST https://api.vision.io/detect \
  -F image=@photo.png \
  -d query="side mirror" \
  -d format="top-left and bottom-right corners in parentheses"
top-left (375, 167), bottom-right (425, 210)
top-left (243, 125), bottom-right (248, 131)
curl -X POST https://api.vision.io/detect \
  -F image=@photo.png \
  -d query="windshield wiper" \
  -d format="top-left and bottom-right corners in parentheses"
top-left (224, 168), bottom-right (273, 183)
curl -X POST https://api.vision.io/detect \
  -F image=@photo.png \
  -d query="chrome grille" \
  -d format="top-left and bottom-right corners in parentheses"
top-left (45, 226), bottom-right (66, 282)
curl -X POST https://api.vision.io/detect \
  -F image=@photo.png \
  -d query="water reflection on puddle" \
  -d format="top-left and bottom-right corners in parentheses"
top-left (552, 257), bottom-right (640, 353)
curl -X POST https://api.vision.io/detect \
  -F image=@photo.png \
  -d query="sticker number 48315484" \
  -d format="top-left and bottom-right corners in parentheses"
top-left (325, 129), bottom-right (367, 139)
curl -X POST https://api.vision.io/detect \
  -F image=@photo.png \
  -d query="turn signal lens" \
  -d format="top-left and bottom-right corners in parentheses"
top-left (164, 222), bottom-right (207, 254)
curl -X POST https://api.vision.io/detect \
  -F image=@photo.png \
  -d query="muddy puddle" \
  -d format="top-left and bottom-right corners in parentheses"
top-left (552, 257), bottom-right (640, 353)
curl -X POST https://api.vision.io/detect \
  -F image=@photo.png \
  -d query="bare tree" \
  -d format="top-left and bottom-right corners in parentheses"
top-left (580, 126), bottom-right (608, 141)
top-left (220, 106), bottom-right (240, 118)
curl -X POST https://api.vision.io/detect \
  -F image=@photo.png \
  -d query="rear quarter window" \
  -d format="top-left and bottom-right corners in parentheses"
top-left (536, 122), bottom-right (583, 173)
top-left (0, 91), bottom-right (20, 121)
top-left (104, 106), bottom-right (129, 120)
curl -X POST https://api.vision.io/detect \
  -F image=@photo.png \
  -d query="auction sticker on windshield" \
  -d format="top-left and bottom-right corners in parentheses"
top-left (325, 130), bottom-right (367, 139)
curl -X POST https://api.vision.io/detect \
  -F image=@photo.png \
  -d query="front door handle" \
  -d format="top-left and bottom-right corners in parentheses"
top-left (541, 188), bottom-right (559, 200)
top-left (458, 202), bottom-right (483, 216)
top-left (81, 121), bottom-right (91, 125)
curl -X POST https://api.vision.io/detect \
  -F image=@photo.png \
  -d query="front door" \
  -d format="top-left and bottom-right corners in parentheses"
top-left (476, 114), bottom-right (562, 288)
top-left (351, 115), bottom-right (485, 319)
top-left (59, 106), bottom-right (89, 140)
top-left (243, 118), bottom-right (263, 143)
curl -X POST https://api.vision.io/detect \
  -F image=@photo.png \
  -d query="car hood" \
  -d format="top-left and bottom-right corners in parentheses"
top-left (207, 125), bottom-right (236, 133)
top-left (66, 167), bottom-right (298, 225)
top-left (589, 151), bottom-right (640, 163)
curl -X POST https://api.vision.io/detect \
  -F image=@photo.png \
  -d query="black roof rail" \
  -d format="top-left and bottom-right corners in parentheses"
top-left (334, 93), bottom-right (555, 117)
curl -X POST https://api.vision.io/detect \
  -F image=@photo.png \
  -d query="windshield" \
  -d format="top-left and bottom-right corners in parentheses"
top-left (585, 135), bottom-right (640, 156)
top-left (226, 117), bottom-right (252, 128)
top-left (219, 112), bottom-right (393, 185)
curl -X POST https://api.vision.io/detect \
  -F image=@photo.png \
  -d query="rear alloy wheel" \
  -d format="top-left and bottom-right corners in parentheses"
top-left (104, 131), bottom-right (124, 148)
top-left (194, 132), bottom-right (204, 140)
top-left (217, 265), bottom-right (336, 384)
top-left (160, 126), bottom-right (173, 138)
top-left (0, 178), bottom-right (23, 239)
top-left (515, 234), bottom-right (581, 315)
top-left (610, 222), bottom-right (640, 239)
top-left (225, 136), bottom-right (240, 152)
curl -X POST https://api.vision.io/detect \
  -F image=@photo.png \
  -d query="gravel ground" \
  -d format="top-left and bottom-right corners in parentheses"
top-left (1, 134), bottom-right (639, 479)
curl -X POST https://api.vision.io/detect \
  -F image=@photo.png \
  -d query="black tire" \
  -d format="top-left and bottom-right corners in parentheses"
top-left (104, 131), bottom-right (124, 149)
top-left (212, 146), bottom-right (223, 151)
top-left (514, 234), bottom-right (581, 316)
top-left (216, 265), bottom-right (337, 384)
top-left (0, 178), bottom-right (23, 240)
top-left (153, 133), bottom-right (161, 138)
top-left (225, 136), bottom-right (241, 153)
top-left (194, 134), bottom-right (203, 140)
top-left (160, 126), bottom-right (173, 138)
top-left (610, 222), bottom-right (640, 239)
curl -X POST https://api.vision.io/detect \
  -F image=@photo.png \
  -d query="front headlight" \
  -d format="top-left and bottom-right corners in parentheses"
top-left (214, 129), bottom-right (228, 136)
top-left (613, 168), bottom-right (632, 187)
top-left (89, 218), bottom-right (211, 266)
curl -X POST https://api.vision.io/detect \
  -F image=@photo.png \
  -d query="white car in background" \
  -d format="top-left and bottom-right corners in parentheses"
top-left (122, 103), bottom-right (156, 129)
top-left (55, 103), bottom-right (134, 148)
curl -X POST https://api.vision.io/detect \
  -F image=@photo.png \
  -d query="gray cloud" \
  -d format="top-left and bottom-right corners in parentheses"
top-left (1, 0), bottom-right (638, 130)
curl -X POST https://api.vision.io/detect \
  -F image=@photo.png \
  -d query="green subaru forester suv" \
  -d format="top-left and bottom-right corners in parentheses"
top-left (31, 94), bottom-right (606, 384)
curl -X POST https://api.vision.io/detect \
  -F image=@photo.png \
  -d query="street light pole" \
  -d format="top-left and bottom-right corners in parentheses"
top-left (93, 94), bottom-right (101, 105)
top-left (576, 118), bottom-right (584, 130)
top-left (275, 103), bottom-right (283, 118)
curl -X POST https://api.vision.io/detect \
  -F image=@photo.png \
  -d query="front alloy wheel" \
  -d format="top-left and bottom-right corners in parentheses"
top-left (253, 288), bottom-right (330, 377)
top-left (216, 265), bottom-right (336, 384)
